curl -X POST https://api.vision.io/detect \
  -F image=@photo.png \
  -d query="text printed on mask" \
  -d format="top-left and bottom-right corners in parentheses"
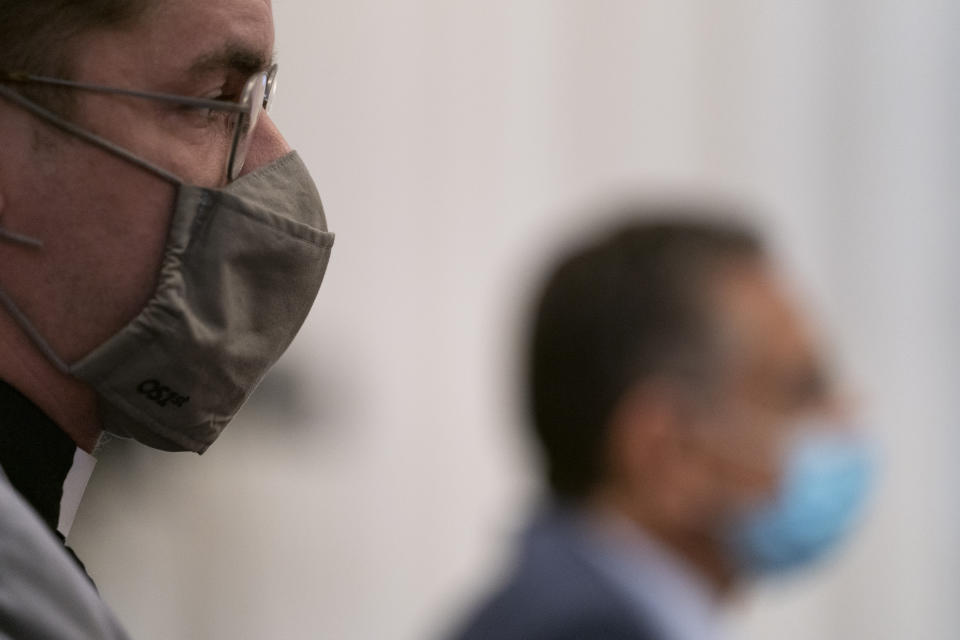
top-left (137, 380), bottom-right (190, 408)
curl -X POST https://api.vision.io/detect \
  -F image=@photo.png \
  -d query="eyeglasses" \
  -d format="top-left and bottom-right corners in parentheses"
top-left (0, 64), bottom-right (278, 182)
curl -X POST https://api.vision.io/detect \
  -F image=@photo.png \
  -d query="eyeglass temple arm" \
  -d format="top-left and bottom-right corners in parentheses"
top-left (0, 71), bottom-right (248, 113)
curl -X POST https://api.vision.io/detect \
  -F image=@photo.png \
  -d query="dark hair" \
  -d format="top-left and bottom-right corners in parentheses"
top-left (0, 0), bottom-right (151, 111)
top-left (527, 208), bottom-right (764, 501)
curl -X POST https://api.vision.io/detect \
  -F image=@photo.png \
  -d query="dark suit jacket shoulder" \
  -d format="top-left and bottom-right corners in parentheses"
top-left (448, 512), bottom-right (661, 640)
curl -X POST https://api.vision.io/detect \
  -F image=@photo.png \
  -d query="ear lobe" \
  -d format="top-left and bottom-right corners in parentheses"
top-left (607, 381), bottom-right (681, 484)
top-left (605, 381), bottom-right (723, 530)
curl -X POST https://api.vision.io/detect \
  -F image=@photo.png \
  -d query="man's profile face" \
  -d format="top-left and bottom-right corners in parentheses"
top-left (0, 0), bottom-right (289, 366)
top-left (694, 262), bottom-right (840, 516)
top-left (601, 256), bottom-right (841, 550)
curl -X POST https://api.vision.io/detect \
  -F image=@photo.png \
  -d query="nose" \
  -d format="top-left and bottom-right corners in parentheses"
top-left (238, 113), bottom-right (291, 177)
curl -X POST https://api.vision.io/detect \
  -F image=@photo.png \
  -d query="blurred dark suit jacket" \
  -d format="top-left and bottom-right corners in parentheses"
top-left (447, 510), bottom-right (662, 640)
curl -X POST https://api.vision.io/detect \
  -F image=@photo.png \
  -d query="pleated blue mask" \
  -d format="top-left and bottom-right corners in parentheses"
top-left (723, 425), bottom-right (874, 575)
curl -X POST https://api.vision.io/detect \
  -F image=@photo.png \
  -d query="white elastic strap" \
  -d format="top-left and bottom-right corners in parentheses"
top-left (58, 448), bottom-right (97, 538)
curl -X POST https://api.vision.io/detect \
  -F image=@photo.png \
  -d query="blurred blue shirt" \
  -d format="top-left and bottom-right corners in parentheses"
top-left (574, 508), bottom-right (727, 640)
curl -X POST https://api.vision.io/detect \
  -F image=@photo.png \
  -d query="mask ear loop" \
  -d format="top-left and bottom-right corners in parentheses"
top-left (0, 287), bottom-right (71, 374)
top-left (0, 211), bottom-right (57, 367)
top-left (0, 84), bottom-right (185, 375)
top-left (0, 194), bottom-right (43, 248)
top-left (0, 85), bottom-right (183, 186)
top-left (0, 227), bottom-right (43, 249)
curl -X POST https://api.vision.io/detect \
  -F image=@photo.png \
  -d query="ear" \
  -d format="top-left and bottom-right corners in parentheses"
top-left (607, 381), bottom-right (676, 483)
top-left (605, 381), bottom-right (719, 531)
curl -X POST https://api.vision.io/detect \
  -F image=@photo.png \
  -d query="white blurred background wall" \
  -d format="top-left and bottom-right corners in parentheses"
top-left (70, 1), bottom-right (960, 638)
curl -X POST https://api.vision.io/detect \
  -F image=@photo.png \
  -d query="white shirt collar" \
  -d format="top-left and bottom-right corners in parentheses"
top-left (577, 509), bottom-right (727, 640)
top-left (57, 448), bottom-right (96, 537)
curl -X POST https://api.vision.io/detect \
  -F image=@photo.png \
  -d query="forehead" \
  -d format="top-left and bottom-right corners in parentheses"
top-left (79, 0), bottom-right (275, 81)
top-left (711, 263), bottom-right (818, 378)
top-left (145, 0), bottom-right (274, 60)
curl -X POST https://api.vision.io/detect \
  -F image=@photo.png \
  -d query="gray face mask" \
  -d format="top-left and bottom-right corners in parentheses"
top-left (0, 86), bottom-right (334, 453)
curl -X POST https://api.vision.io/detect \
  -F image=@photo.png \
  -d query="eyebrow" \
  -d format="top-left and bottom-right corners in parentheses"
top-left (187, 43), bottom-right (274, 78)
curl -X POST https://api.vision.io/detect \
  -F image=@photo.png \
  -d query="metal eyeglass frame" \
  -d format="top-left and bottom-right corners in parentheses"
top-left (0, 64), bottom-right (278, 182)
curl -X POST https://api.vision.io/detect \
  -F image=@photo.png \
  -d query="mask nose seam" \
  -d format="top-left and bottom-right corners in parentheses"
top-left (195, 191), bottom-right (214, 227)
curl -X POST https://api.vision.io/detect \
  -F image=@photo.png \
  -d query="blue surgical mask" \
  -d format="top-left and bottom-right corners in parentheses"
top-left (723, 425), bottom-right (874, 575)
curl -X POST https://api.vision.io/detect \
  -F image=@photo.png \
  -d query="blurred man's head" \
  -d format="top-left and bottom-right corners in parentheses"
top-left (528, 208), bottom-right (869, 590)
